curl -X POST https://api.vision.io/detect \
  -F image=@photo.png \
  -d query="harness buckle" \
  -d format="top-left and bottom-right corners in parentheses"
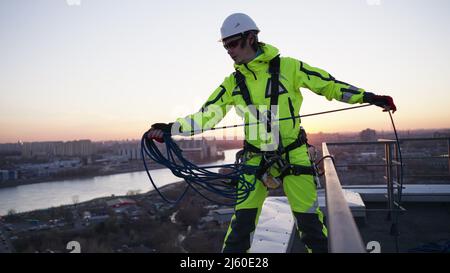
top-left (261, 173), bottom-right (282, 189)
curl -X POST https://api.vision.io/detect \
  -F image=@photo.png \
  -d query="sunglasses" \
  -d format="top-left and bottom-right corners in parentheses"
top-left (223, 37), bottom-right (244, 50)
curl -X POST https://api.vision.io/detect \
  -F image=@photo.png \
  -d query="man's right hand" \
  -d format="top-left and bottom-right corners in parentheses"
top-left (146, 123), bottom-right (173, 143)
top-left (146, 128), bottom-right (165, 143)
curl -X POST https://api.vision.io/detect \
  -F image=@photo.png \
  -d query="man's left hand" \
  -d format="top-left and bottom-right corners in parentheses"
top-left (364, 92), bottom-right (397, 113)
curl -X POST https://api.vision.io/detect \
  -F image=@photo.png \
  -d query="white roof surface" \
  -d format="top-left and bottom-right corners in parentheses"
top-left (343, 184), bottom-right (450, 202)
top-left (250, 190), bottom-right (366, 253)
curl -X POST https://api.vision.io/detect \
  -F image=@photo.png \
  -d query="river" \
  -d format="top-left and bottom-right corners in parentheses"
top-left (0, 149), bottom-right (240, 216)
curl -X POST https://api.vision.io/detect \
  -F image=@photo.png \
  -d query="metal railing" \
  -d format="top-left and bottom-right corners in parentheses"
top-left (326, 137), bottom-right (450, 209)
top-left (323, 137), bottom-right (450, 252)
top-left (322, 142), bottom-right (366, 253)
top-left (327, 137), bottom-right (450, 178)
top-left (325, 139), bottom-right (405, 250)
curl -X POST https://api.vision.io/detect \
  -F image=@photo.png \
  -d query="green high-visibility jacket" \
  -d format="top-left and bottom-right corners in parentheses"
top-left (176, 43), bottom-right (366, 149)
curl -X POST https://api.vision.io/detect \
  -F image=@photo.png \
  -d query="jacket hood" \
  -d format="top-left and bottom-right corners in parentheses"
top-left (234, 43), bottom-right (279, 73)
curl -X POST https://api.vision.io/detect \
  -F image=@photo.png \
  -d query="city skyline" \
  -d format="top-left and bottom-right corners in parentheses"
top-left (0, 127), bottom-right (448, 145)
top-left (1, 0), bottom-right (450, 143)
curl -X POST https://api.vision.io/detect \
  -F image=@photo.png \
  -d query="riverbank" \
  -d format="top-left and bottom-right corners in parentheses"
top-left (0, 153), bottom-right (231, 190)
top-left (1, 181), bottom-right (230, 253)
top-left (0, 163), bottom-right (165, 189)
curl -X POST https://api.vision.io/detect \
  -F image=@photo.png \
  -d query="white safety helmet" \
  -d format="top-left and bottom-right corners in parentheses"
top-left (219, 13), bottom-right (260, 41)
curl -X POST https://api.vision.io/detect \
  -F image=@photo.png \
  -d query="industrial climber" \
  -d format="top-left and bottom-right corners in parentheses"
top-left (146, 13), bottom-right (396, 253)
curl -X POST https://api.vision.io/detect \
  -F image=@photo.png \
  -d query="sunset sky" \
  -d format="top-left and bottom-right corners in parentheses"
top-left (1, 0), bottom-right (449, 143)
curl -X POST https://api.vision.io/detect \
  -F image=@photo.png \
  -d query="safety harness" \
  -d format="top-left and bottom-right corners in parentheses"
top-left (234, 55), bottom-right (317, 188)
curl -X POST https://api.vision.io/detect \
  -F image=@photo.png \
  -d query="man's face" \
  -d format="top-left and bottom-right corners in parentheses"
top-left (223, 35), bottom-right (253, 64)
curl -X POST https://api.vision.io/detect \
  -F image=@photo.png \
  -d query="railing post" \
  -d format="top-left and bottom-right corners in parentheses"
top-left (385, 142), bottom-right (394, 219)
top-left (447, 138), bottom-right (450, 175)
top-left (394, 142), bottom-right (401, 202)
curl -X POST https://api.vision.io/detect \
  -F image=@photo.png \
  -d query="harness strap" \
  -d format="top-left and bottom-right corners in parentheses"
top-left (279, 164), bottom-right (316, 179)
top-left (234, 71), bottom-right (255, 109)
top-left (244, 127), bottom-right (308, 155)
top-left (268, 55), bottom-right (280, 133)
top-left (242, 127), bottom-right (316, 180)
top-left (234, 55), bottom-right (281, 133)
top-left (235, 71), bottom-right (265, 133)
